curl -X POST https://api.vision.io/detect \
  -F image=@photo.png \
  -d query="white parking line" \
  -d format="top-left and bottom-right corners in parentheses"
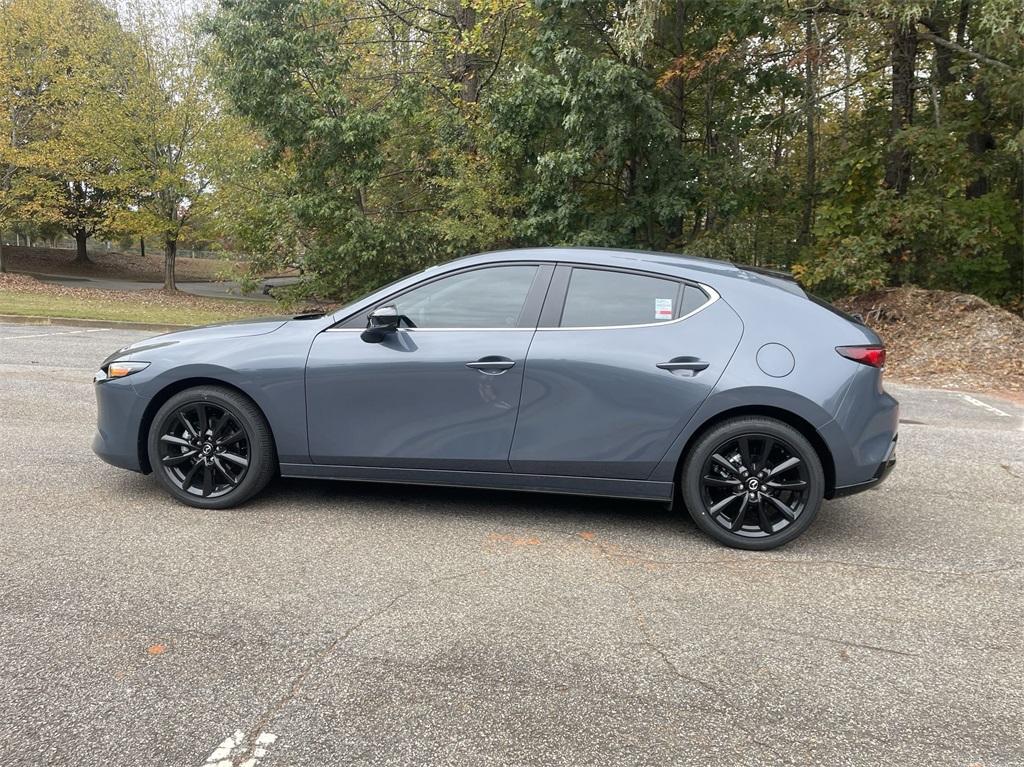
top-left (960, 393), bottom-right (1012, 418)
top-left (202, 730), bottom-right (278, 767)
top-left (0, 328), bottom-right (111, 341)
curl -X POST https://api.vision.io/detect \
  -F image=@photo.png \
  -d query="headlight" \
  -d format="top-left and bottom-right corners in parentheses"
top-left (94, 360), bottom-right (150, 383)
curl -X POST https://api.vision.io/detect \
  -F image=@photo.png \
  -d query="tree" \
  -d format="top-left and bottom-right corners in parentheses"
top-left (799, 0), bottom-right (1023, 300)
top-left (0, 0), bottom-right (20, 273)
top-left (0, 0), bottom-right (148, 265)
top-left (0, 0), bottom-right (49, 273)
top-left (115, 1), bottom-right (253, 291)
top-left (207, 0), bottom-right (533, 299)
top-left (11, 0), bottom-right (1018, 308)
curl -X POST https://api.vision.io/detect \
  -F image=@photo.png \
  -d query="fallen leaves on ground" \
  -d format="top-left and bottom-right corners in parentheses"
top-left (837, 287), bottom-right (1024, 393)
top-left (3, 245), bottom-right (240, 282)
top-left (0, 272), bottom-right (269, 316)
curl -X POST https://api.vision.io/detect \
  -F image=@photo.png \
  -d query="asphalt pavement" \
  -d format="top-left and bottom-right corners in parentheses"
top-left (0, 321), bottom-right (1021, 766)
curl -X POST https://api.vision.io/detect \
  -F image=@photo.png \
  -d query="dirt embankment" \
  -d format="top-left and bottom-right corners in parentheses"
top-left (837, 287), bottom-right (1024, 394)
top-left (1, 246), bottom-right (240, 283)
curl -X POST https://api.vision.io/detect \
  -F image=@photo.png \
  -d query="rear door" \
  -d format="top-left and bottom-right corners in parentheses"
top-left (509, 264), bottom-right (743, 479)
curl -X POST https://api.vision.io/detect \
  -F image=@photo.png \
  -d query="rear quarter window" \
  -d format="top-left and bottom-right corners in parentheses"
top-left (561, 268), bottom-right (702, 327)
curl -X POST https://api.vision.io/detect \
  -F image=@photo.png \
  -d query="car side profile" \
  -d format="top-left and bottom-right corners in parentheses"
top-left (92, 247), bottom-right (898, 550)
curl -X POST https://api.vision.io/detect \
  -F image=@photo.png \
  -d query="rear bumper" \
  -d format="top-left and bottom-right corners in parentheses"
top-left (832, 434), bottom-right (897, 498)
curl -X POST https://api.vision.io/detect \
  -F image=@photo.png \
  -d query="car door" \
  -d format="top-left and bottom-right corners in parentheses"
top-left (305, 263), bottom-right (552, 471)
top-left (509, 264), bottom-right (743, 479)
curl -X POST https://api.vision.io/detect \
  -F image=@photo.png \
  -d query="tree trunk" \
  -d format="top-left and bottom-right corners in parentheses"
top-left (932, 16), bottom-right (954, 88)
top-left (799, 11), bottom-right (818, 247)
top-left (0, 239), bottom-right (6, 274)
top-left (140, 237), bottom-right (145, 258)
top-left (453, 2), bottom-right (480, 103)
top-left (773, 97), bottom-right (786, 168)
top-left (882, 20), bottom-right (919, 285)
top-left (665, 0), bottom-right (688, 242)
top-left (841, 42), bottom-right (851, 148)
top-left (163, 238), bottom-right (177, 292)
top-left (73, 230), bottom-right (90, 263)
top-left (883, 21), bottom-right (917, 196)
top-left (955, 0), bottom-right (970, 46)
top-left (966, 80), bottom-right (995, 198)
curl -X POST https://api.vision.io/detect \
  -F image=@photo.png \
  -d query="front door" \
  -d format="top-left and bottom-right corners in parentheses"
top-left (305, 264), bottom-right (549, 471)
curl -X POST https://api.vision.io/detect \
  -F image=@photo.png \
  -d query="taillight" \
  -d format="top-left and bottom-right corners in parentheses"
top-left (836, 345), bottom-right (886, 369)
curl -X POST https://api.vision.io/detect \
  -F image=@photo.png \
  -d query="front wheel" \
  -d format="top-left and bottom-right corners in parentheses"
top-left (147, 386), bottom-right (276, 509)
top-left (681, 417), bottom-right (824, 550)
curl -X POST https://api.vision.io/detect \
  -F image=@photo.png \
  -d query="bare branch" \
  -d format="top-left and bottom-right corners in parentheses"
top-left (916, 28), bottom-right (1015, 71)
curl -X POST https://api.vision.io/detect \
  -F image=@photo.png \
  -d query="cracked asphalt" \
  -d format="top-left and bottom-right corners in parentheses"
top-left (1, 321), bottom-right (1022, 767)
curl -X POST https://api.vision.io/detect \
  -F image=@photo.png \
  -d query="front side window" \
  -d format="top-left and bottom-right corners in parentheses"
top-left (393, 265), bottom-right (538, 329)
top-left (560, 268), bottom-right (693, 328)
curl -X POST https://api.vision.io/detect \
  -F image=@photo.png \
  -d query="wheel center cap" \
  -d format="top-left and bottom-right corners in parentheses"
top-left (747, 478), bottom-right (760, 491)
top-left (202, 443), bottom-right (214, 455)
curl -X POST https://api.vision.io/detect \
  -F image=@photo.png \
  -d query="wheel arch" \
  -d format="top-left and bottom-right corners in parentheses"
top-left (673, 405), bottom-right (837, 499)
top-left (137, 377), bottom-right (278, 474)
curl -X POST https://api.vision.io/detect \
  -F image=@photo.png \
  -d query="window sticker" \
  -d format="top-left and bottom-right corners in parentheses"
top-left (654, 298), bottom-right (673, 320)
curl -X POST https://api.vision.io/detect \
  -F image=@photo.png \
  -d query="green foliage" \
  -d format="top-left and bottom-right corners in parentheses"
top-left (4, 0), bottom-right (1022, 307)
top-left (490, 36), bottom-right (692, 247)
top-left (0, 0), bottom-right (266, 286)
top-left (800, 0), bottom-right (1024, 306)
top-left (205, 0), bottom-right (535, 298)
top-left (0, 0), bottom-right (147, 247)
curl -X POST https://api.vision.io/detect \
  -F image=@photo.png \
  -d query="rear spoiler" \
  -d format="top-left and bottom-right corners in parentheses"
top-left (737, 264), bottom-right (799, 283)
top-left (736, 265), bottom-right (805, 297)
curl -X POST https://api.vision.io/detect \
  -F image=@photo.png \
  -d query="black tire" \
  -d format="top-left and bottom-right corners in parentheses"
top-left (681, 416), bottom-right (824, 551)
top-left (147, 385), bottom-right (276, 509)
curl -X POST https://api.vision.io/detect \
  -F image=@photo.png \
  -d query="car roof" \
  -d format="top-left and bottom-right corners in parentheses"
top-left (443, 246), bottom-right (743, 283)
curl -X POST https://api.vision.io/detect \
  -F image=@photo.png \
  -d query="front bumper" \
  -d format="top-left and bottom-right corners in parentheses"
top-left (92, 378), bottom-right (148, 472)
top-left (832, 434), bottom-right (897, 498)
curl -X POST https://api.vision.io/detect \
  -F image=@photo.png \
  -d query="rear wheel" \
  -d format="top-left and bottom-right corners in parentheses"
top-left (681, 417), bottom-right (824, 550)
top-left (147, 386), bottom-right (276, 509)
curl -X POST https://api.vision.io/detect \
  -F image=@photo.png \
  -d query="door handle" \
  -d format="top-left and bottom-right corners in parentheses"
top-left (657, 357), bottom-right (709, 373)
top-left (466, 357), bottom-right (516, 375)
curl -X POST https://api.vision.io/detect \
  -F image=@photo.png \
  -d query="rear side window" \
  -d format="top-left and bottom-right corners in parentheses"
top-left (559, 268), bottom-right (695, 328)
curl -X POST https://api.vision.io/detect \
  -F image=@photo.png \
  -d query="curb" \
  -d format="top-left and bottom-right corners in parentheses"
top-left (0, 314), bottom-right (193, 333)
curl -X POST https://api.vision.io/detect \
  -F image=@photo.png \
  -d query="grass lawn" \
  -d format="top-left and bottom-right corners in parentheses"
top-left (5, 245), bottom-right (242, 283)
top-left (0, 288), bottom-right (272, 326)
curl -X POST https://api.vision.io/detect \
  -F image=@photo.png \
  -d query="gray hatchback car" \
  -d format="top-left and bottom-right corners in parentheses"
top-left (93, 248), bottom-right (897, 550)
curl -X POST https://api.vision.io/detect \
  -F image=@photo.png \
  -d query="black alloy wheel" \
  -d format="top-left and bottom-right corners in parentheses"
top-left (157, 401), bottom-right (251, 499)
top-left (699, 433), bottom-right (811, 538)
top-left (681, 416), bottom-right (824, 550)
top-left (148, 386), bottom-right (276, 509)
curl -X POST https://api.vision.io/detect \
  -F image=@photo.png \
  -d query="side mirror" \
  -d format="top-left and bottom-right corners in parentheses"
top-left (361, 305), bottom-right (401, 343)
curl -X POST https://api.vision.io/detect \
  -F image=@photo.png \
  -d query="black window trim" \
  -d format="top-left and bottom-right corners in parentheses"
top-left (329, 262), bottom-right (555, 331)
top-left (537, 263), bottom-right (719, 331)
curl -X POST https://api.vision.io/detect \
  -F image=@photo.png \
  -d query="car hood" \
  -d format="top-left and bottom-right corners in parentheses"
top-left (105, 317), bottom-right (289, 363)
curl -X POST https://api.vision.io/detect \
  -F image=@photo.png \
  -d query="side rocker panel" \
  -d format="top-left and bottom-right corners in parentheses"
top-left (279, 463), bottom-right (675, 502)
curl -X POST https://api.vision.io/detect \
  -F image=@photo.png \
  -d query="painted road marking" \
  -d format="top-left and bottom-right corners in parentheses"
top-left (0, 328), bottom-right (111, 341)
top-left (202, 730), bottom-right (278, 767)
top-left (960, 394), bottom-right (1012, 418)
top-left (204, 730), bottom-right (244, 766)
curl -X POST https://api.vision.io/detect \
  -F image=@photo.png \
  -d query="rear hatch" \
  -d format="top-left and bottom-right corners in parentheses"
top-left (737, 265), bottom-right (866, 326)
